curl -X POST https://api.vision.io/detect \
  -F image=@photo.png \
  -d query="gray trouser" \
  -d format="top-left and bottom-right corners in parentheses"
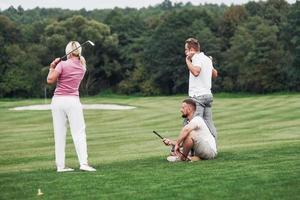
top-left (184, 95), bottom-right (217, 139)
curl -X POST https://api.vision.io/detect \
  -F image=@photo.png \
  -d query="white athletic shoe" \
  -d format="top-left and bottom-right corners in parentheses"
top-left (57, 167), bottom-right (74, 172)
top-left (190, 156), bottom-right (201, 162)
top-left (167, 156), bottom-right (182, 162)
top-left (80, 164), bottom-right (96, 172)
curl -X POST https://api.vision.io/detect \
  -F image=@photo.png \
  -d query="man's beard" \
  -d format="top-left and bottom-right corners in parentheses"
top-left (181, 114), bottom-right (187, 118)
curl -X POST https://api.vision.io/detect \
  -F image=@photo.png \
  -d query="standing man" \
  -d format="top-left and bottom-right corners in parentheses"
top-left (163, 99), bottom-right (217, 162)
top-left (184, 38), bottom-right (218, 139)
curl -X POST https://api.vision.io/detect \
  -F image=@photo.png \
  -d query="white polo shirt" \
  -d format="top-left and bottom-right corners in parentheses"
top-left (189, 52), bottom-right (213, 97)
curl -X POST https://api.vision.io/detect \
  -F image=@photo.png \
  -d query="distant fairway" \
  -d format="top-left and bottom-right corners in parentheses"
top-left (0, 94), bottom-right (299, 199)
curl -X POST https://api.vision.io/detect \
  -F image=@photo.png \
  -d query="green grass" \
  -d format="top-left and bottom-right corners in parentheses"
top-left (0, 94), bottom-right (299, 199)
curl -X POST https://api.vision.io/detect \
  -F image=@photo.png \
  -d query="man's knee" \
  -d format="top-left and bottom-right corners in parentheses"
top-left (183, 134), bottom-right (194, 146)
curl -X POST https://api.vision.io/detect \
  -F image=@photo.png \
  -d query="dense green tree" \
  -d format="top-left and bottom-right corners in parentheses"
top-left (283, 1), bottom-right (300, 90)
top-left (224, 17), bottom-right (287, 92)
top-left (218, 5), bottom-right (247, 50)
top-left (160, 0), bottom-right (173, 10)
top-left (0, 15), bottom-right (20, 43)
top-left (104, 9), bottom-right (145, 71)
top-left (263, 0), bottom-right (289, 26)
top-left (0, 44), bottom-right (46, 97)
top-left (0, 15), bottom-right (21, 97)
top-left (245, 1), bottom-right (264, 16)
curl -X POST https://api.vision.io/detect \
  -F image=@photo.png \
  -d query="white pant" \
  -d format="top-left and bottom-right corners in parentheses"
top-left (51, 96), bottom-right (88, 169)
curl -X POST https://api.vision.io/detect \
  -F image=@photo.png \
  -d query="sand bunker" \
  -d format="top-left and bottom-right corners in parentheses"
top-left (10, 104), bottom-right (136, 111)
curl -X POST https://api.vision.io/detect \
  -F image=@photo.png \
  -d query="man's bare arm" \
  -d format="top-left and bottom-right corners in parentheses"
top-left (186, 57), bottom-right (200, 76)
top-left (176, 126), bottom-right (193, 146)
top-left (212, 68), bottom-right (218, 79)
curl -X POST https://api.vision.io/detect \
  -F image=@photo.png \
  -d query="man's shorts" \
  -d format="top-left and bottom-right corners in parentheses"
top-left (191, 131), bottom-right (217, 160)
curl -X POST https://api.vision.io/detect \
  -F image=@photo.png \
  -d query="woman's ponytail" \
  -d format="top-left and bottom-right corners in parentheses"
top-left (79, 56), bottom-right (86, 68)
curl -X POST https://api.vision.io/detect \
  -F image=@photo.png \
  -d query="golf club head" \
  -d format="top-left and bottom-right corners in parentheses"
top-left (87, 40), bottom-right (95, 46)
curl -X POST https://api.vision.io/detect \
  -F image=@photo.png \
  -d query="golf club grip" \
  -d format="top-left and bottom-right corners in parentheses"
top-left (153, 131), bottom-right (164, 139)
top-left (60, 55), bottom-right (67, 60)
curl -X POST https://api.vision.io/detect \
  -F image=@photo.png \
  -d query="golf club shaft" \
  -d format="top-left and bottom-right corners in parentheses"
top-left (153, 131), bottom-right (163, 139)
top-left (60, 41), bottom-right (89, 61)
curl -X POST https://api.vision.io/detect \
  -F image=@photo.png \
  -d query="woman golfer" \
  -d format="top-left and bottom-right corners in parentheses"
top-left (47, 41), bottom-right (96, 172)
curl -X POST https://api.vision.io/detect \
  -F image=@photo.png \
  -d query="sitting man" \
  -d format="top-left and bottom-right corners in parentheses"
top-left (163, 99), bottom-right (217, 162)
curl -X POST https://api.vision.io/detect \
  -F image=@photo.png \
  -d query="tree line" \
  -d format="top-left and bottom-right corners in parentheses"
top-left (0, 0), bottom-right (299, 97)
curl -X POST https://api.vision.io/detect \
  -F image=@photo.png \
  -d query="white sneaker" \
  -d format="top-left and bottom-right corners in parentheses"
top-left (167, 156), bottom-right (182, 162)
top-left (80, 164), bottom-right (96, 172)
top-left (57, 167), bottom-right (74, 172)
top-left (190, 156), bottom-right (201, 162)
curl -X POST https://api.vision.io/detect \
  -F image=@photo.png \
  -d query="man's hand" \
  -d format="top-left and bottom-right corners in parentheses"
top-left (185, 53), bottom-right (200, 76)
top-left (174, 143), bottom-right (180, 154)
top-left (186, 53), bottom-right (193, 61)
top-left (50, 58), bottom-right (61, 69)
top-left (212, 67), bottom-right (218, 78)
top-left (162, 138), bottom-right (172, 146)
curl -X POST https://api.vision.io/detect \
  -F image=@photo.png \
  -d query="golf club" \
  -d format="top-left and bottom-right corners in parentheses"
top-left (153, 131), bottom-right (163, 139)
top-left (152, 131), bottom-right (191, 161)
top-left (60, 40), bottom-right (95, 61)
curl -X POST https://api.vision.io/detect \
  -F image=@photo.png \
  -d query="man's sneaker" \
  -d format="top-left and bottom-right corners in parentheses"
top-left (80, 164), bottom-right (96, 172)
top-left (57, 167), bottom-right (74, 172)
top-left (190, 156), bottom-right (201, 162)
top-left (167, 156), bottom-right (183, 162)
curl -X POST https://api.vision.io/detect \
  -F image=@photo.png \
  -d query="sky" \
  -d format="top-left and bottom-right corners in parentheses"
top-left (0, 0), bottom-right (297, 11)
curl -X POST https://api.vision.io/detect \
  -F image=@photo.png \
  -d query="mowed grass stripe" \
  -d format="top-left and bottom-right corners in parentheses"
top-left (0, 94), bottom-right (299, 199)
top-left (0, 94), bottom-right (296, 170)
top-left (1, 94), bottom-right (299, 166)
top-left (0, 143), bottom-right (299, 200)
